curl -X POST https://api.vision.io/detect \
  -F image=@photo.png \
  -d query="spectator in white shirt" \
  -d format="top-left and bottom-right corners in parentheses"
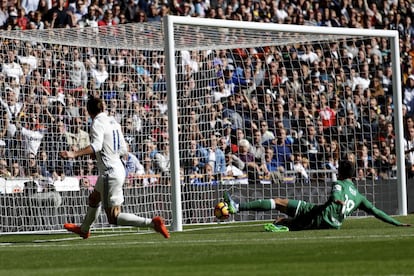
top-left (17, 42), bottom-right (38, 73)
top-left (90, 58), bottom-right (109, 89)
top-left (2, 49), bottom-right (23, 84)
top-left (17, 116), bottom-right (44, 157)
top-left (123, 144), bottom-right (145, 178)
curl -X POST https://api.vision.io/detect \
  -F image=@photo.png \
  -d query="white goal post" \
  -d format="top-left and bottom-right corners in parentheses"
top-left (163, 16), bottom-right (407, 232)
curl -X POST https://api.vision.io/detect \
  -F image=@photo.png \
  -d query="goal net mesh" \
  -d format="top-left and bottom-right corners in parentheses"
top-left (0, 21), bottom-right (399, 233)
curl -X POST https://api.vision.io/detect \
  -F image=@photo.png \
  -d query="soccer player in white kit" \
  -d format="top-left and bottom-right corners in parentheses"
top-left (61, 96), bottom-right (169, 239)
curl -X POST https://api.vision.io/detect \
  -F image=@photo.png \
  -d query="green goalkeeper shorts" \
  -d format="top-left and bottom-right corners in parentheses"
top-left (285, 200), bottom-right (330, 231)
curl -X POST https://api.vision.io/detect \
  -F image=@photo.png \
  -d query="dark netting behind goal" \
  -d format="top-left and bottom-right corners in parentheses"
top-left (0, 20), bottom-right (404, 233)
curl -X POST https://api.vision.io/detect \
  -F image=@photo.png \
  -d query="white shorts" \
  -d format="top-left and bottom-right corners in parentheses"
top-left (94, 170), bottom-right (126, 208)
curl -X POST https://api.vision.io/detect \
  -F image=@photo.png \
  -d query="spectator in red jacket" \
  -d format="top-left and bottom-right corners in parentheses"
top-left (98, 9), bottom-right (116, 27)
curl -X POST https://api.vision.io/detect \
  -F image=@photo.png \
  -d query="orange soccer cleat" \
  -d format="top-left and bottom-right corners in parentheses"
top-left (64, 223), bottom-right (91, 239)
top-left (152, 216), bottom-right (170, 239)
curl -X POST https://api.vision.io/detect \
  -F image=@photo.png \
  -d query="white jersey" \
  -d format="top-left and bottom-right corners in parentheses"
top-left (90, 112), bottom-right (127, 177)
top-left (21, 127), bottom-right (44, 156)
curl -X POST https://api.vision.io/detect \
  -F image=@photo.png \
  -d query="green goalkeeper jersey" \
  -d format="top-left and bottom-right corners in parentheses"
top-left (321, 179), bottom-right (403, 229)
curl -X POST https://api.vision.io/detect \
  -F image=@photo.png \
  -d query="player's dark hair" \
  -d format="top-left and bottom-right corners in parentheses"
top-left (338, 159), bottom-right (355, 180)
top-left (86, 95), bottom-right (104, 117)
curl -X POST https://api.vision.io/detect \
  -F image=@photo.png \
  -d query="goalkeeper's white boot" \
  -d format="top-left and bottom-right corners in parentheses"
top-left (223, 191), bottom-right (238, 214)
top-left (64, 223), bottom-right (90, 239)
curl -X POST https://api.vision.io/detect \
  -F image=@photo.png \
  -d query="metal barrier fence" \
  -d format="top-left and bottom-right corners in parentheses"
top-left (1, 174), bottom-right (407, 233)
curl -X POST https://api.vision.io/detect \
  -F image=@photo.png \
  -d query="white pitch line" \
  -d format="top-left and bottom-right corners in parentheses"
top-left (25, 223), bottom-right (263, 244)
top-left (1, 231), bottom-right (414, 249)
top-left (179, 222), bottom-right (264, 232)
top-left (33, 237), bottom-right (81, 242)
top-left (1, 222), bottom-right (413, 248)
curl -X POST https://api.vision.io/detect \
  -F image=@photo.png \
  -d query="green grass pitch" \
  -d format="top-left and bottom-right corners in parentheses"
top-left (1, 215), bottom-right (414, 276)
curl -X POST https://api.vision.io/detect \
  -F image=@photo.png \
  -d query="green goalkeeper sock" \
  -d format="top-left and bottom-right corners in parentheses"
top-left (239, 199), bottom-right (275, 211)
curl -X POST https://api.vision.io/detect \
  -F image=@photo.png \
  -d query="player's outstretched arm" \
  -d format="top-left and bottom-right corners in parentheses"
top-left (358, 197), bottom-right (410, 226)
top-left (366, 204), bottom-right (410, 227)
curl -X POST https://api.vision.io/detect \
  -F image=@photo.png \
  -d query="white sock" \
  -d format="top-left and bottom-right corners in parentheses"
top-left (270, 199), bottom-right (276, 210)
top-left (117, 213), bottom-right (152, 227)
top-left (81, 206), bottom-right (100, 233)
top-left (235, 203), bottom-right (240, 212)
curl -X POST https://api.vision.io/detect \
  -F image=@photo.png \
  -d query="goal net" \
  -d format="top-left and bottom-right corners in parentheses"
top-left (0, 16), bottom-right (406, 234)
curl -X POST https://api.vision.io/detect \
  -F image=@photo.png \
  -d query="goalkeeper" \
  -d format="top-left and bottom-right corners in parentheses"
top-left (224, 159), bottom-right (410, 231)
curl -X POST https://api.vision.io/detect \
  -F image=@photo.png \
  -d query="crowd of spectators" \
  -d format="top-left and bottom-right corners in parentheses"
top-left (0, 0), bottom-right (413, 188)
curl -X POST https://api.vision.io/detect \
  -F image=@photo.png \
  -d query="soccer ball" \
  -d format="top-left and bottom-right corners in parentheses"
top-left (214, 201), bottom-right (230, 221)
